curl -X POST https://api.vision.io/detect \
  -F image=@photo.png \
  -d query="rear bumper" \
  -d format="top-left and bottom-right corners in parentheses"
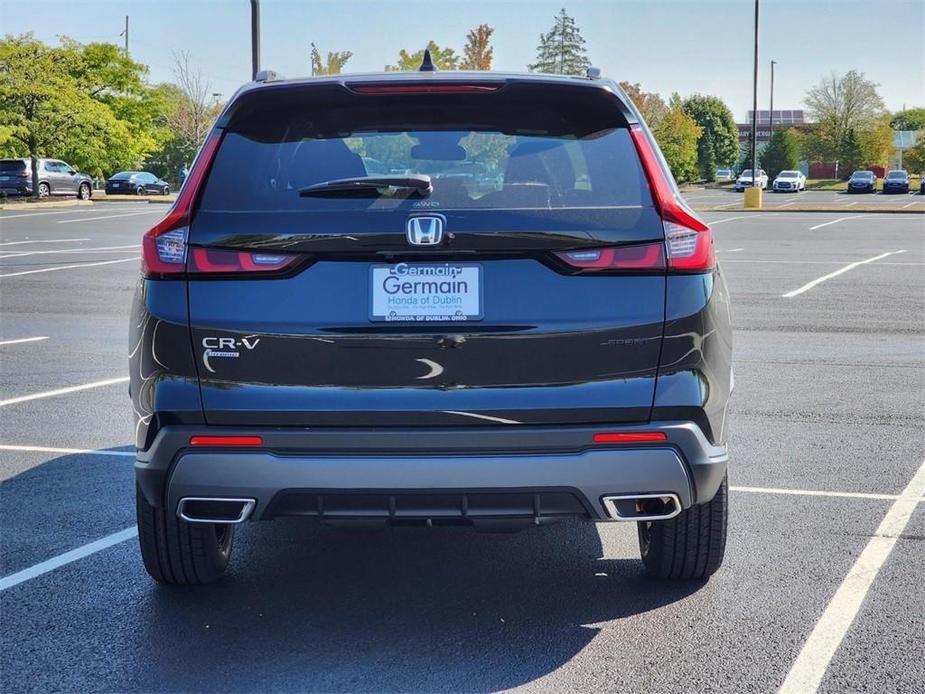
top-left (136, 422), bottom-right (728, 522)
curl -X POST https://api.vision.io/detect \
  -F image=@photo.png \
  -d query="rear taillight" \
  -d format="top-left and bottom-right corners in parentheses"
top-left (142, 130), bottom-right (223, 278)
top-left (629, 124), bottom-right (715, 272)
top-left (554, 242), bottom-right (666, 272)
top-left (188, 248), bottom-right (300, 274)
top-left (141, 130), bottom-right (302, 278)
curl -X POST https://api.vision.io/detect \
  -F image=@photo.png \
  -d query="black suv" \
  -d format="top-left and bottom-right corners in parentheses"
top-left (130, 68), bottom-right (733, 585)
top-left (0, 158), bottom-right (93, 199)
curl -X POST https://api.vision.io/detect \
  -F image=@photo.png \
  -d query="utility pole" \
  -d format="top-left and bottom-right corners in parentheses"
top-left (250, 0), bottom-right (261, 80)
top-left (120, 16), bottom-right (129, 58)
top-left (769, 60), bottom-right (776, 140)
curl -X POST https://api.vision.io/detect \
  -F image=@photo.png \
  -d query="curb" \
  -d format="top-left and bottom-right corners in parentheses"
top-left (95, 195), bottom-right (177, 204)
top-left (0, 199), bottom-right (94, 211)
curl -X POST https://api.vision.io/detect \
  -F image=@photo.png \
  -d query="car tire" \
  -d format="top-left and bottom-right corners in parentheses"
top-left (637, 474), bottom-right (728, 580)
top-left (136, 484), bottom-right (234, 585)
top-left (37, 182), bottom-right (50, 198)
top-left (136, 185), bottom-right (146, 196)
top-left (78, 183), bottom-right (91, 200)
top-left (163, 186), bottom-right (170, 196)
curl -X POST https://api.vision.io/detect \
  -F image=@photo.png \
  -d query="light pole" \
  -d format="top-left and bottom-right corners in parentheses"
top-left (250, 0), bottom-right (261, 80)
top-left (769, 60), bottom-right (776, 140)
top-left (745, 0), bottom-right (762, 208)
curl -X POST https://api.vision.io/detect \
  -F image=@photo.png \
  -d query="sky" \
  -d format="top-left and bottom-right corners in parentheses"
top-left (3, 0), bottom-right (923, 121)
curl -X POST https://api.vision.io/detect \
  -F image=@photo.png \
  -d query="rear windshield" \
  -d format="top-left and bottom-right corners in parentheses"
top-left (110, 172), bottom-right (135, 180)
top-left (0, 160), bottom-right (26, 172)
top-left (199, 84), bottom-right (649, 213)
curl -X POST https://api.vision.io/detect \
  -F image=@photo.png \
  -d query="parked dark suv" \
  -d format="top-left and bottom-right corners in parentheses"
top-left (130, 67), bottom-right (733, 585)
top-left (0, 158), bottom-right (93, 199)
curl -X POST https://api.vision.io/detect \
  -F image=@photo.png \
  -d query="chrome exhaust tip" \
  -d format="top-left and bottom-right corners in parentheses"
top-left (601, 493), bottom-right (682, 522)
top-left (177, 497), bottom-right (256, 524)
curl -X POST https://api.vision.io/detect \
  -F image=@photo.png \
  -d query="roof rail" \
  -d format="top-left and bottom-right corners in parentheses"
top-left (255, 70), bottom-right (283, 82)
top-left (586, 66), bottom-right (602, 80)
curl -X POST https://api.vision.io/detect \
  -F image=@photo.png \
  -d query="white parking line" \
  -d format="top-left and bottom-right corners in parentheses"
top-left (0, 336), bottom-right (48, 346)
top-left (708, 216), bottom-right (750, 225)
top-left (0, 527), bottom-right (138, 592)
top-left (0, 209), bottom-right (100, 220)
top-left (0, 256), bottom-right (137, 278)
top-left (57, 210), bottom-right (162, 224)
top-left (0, 244), bottom-right (139, 259)
top-left (0, 444), bottom-right (134, 457)
top-left (0, 376), bottom-right (129, 407)
top-left (781, 250), bottom-right (906, 298)
top-left (730, 485), bottom-right (924, 502)
top-left (779, 459), bottom-right (925, 694)
top-left (0, 238), bottom-right (90, 246)
top-left (808, 215), bottom-right (868, 230)
top-left (902, 200), bottom-right (921, 209)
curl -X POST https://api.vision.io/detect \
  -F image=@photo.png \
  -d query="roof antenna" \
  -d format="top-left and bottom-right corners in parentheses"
top-left (419, 48), bottom-right (437, 72)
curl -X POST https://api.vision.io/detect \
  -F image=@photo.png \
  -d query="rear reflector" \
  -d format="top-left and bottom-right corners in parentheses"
top-left (629, 124), bottom-right (715, 272)
top-left (349, 83), bottom-right (499, 94)
top-left (555, 243), bottom-right (665, 271)
top-left (189, 436), bottom-right (264, 447)
top-left (593, 432), bottom-right (668, 444)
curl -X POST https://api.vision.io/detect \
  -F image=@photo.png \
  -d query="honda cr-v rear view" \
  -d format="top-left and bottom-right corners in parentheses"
top-left (130, 68), bottom-right (732, 585)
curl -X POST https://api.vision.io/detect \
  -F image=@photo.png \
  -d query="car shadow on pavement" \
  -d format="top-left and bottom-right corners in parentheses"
top-left (134, 518), bottom-right (705, 692)
top-left (1, 451), bottom-right (705, 692)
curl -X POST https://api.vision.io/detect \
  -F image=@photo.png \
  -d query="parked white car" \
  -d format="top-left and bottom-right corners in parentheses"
top-left (772, 170), bottom-right (806, 193)
top-left (714, 168), bottom-right (736, 182)
top-left (735, 169), bottom-right (767, 191)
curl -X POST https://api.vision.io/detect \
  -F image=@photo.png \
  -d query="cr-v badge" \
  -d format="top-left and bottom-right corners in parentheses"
top-left (201, 335), bottom-right (260, 373)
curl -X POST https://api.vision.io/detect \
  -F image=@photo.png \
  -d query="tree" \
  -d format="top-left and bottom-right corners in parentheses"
top-left (760, 127), bottom-right (799, 179)
top-left (161, 51), bottom-right (222, 169)
top-left (804, 71), bottom-right (886, 162)
top-left (460, 24), bottom-right (494, 70)
top-left (890, 107), bottom-right (925, 132)
top-left (0, 34), bottom-right (140, 195)
top-left (682, 94), bottom-right (739, 180)
top-left (837, 128), bottom-right (864, 177)
top-left (387, 41), bottom-right (459, 71)
top-left (858, 117), bottom-right (895, 168)
top-left (653, 95), bottom-right (701, 183)
top-left (902, 142), bottom-right (925, 174)
top-left (618, 82), bottom-right (668, 129)
top-left (310, 42), bottom-right (352, 76)
top-left (528, 8), bottom-right (590, 76)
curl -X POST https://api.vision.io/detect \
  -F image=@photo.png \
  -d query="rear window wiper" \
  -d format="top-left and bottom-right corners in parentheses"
top-left (298, 174), bottom-right (432, 198)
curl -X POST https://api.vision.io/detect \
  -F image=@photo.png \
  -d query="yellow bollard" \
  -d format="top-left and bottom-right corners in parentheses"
top-left (743, 187), bottom-right (763, 209)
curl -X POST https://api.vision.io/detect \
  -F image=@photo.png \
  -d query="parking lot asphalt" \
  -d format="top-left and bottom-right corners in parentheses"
top-left (685, 187), bottom-right (924, 211)
top-left (1, 202), bottom-right (923, 693)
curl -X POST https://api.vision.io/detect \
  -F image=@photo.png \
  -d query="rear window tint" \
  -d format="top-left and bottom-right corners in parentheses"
top-left (199, 85), bottom-right (650, 213)
top-left (0, 160), bottom-right (26, 172)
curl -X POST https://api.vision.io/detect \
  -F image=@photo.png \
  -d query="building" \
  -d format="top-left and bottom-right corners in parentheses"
top-left (736, 110), bottom-right (806, 144)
